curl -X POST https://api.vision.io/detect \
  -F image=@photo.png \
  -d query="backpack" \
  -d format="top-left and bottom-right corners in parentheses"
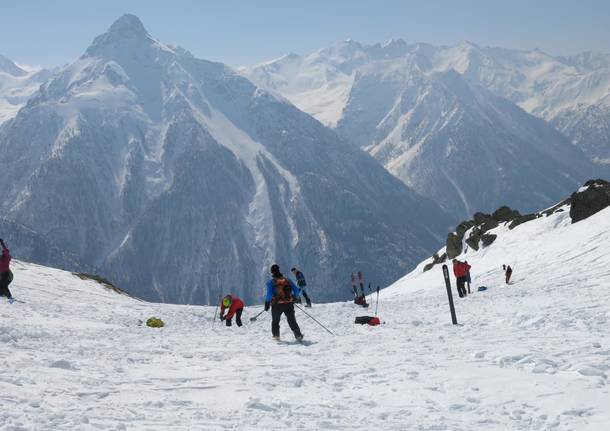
top-left (355, 316), bottom-right (372, 324)
top-left (355, 316), bottom-right (380, 326)
top-left (273, 277), bottom-right (293, 303)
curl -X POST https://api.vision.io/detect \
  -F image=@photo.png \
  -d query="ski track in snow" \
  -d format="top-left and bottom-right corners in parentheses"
top-left (2, 208), bottom-right (610, 430)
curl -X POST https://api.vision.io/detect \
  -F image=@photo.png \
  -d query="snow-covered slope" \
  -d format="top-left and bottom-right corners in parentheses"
top-left (2, 195), bottom-right (609, 429)
top-left (0, 15), bottom-right (450, 304)
top-left (245, 41), bottom-right (596, 218)
top-left (244, 40), bottom-right (610, 166)
top-left (0, 54), bottom-right (54, 124)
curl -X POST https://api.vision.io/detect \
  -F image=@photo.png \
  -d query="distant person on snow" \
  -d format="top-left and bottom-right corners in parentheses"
top-left (219, 294), bottom-right (245, 327)
top-left (503, 265), bottom-right (513, 284)
top-left (265, 264), bottom-right (303, 341)
top-left (452, 259), bottom-right (470, 298)
top-left (291, 267), bottom-right (312, 307)
top-left (0, 239), bottom-right (12, 300)
top-left (464, 260), bottom-right (472, 294)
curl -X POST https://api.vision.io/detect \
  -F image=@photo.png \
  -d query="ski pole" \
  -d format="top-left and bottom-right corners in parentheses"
top-left (294, 304), bottom-right (334, 335)
top-left (249, 309), bottom-right (266, 322)
top-left (374, 286), bottom-right (380, 316)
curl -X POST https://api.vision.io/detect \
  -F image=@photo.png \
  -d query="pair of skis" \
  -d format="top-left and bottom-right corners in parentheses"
top-left (351, 272), bottom-right (371, 307)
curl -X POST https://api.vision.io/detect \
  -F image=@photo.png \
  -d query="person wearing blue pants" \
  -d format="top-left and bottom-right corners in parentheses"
top-left (291, 267), bottom-right (312, 307)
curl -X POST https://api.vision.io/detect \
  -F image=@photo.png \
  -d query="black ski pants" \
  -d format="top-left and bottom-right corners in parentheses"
top-left (456, 276), bottom-right (467, 298)
top-left (0, 271), bottom-right (12, 299)
top-left (225, 308), bottom-right (243, 327)
top-left (271, 302), bottom-right (302, 338)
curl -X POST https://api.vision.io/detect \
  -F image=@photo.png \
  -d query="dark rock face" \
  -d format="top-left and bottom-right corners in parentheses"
top-left (427, 204), bottom-right (524, 271)
top-left (446, 233), bottom-right (463, 259)
top-left (424, 179), bottom-right (609, 273)
top-left (570, 179), bottom-right (610, 223)
top-left (424, 252), bottom-right (447, 272)
top-left (508, 214), bottom-right (538, 230)
top-left (493, 206), bottom-right (521, 222)
top-left (481, 234), bottom-right (497, 247)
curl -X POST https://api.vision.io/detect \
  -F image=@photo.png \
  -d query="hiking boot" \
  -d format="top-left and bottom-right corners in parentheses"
top-left (295, 333), bottom-right (304, 342)
top-left (272, 335), bottom-right (280, 341)
top-left (305, 303), bottom-right (312, 308)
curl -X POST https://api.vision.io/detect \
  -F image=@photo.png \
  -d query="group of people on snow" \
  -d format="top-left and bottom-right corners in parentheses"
top-left (452, 259), bottom-right (514, 297)
top-left (452, 259), bottom-right (472, 297)
top-left (219, 265), bottom-right (310, 341)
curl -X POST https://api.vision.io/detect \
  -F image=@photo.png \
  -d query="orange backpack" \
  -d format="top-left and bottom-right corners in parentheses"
top-left (273, 277), bottom-right (293, 303)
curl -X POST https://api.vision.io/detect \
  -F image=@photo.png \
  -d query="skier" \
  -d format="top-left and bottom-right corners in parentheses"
top-left (291, 267), bottom-right (312, 307)
top-left (0, 239), bottom-right (12, 300)
top-left (219, 294), bottom-right (245, 327)
top-left (452, 259), bottom-right (469, 298)
top-left (503, 264), bottom-right (513, 284)
top-left (264, 264), bottom-right (303, 341)
top-left (464, 260), bottom-right (472, 294)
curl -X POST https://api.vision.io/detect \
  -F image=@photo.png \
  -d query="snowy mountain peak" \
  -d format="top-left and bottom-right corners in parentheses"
top-left (0, 53), bottom-right (27, 77)
top-left (85, 13), bottom-right (160, 58)
top-left (106, 13), bottom-right (150, 39)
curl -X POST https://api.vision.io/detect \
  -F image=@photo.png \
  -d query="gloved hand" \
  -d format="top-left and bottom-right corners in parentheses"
top-left (264, 301), bottom-right (270, 311)
top-left (220, 315), bottom-right (225, 321)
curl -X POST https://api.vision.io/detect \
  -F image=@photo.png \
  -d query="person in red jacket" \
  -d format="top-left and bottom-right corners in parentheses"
top-left (0, 239), bottom-right (12, 300)
top-left (219, 294), bottom-right (244, 327)
top-left (452, 259), bottom-right (470, 298)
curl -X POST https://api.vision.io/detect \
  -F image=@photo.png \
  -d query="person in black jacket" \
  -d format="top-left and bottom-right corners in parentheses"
top-left (291, 267), bottom-right (312, 307)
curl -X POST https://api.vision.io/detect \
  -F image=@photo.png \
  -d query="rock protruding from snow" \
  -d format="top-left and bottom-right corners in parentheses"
top-left (570, 179), bottom-right (610, 223)
top-left (426, 180), bottom-right (607, 272)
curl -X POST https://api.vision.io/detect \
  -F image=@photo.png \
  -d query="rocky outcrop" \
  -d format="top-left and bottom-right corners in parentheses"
top-left (423, 252), bottom-right (448, 272)
top-left (570, 179), bottom-right (610, 223)
top-left (423, 179), bottom-right (610, 273)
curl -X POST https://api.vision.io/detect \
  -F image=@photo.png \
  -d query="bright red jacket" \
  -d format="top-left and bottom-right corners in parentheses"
top-left (220, 296), bottom-right (244, 319)
top-left (0, 246), bottom-right (10, 273)
top-left (453, 261), bottom-right (470, 278)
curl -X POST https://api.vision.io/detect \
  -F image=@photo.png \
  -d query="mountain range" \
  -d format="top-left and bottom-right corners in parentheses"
top-left (0, 15), bottom-right (450, 304)
top-left (243, 40), bottom-right (607, 217)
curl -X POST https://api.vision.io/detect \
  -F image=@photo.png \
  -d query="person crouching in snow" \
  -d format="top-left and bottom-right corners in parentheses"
top-left (265, 264), bottom-right (303, 341)
top-left (220, 294), bottom-right (244, 327)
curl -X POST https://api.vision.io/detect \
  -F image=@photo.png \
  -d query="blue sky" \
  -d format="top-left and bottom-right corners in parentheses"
top-left (1, 0), bottom-right (609, 68)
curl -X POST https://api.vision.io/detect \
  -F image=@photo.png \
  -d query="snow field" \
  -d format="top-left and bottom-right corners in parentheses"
top-left (1, 206), bottom-right (610, 430)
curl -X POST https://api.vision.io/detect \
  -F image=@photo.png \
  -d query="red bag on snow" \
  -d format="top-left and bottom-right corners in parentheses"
top-left (368, 317), bottom-right (380, 326)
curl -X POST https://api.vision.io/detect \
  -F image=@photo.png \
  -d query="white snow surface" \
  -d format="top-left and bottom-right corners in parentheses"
top-left (2, 206), bottom-right (610, 429)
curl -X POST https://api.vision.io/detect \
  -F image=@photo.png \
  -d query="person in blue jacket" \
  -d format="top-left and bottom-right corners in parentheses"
top-left (291, 267), bottom-right (312, 307)
top-left (265, 264), bottom-right (303, 341)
